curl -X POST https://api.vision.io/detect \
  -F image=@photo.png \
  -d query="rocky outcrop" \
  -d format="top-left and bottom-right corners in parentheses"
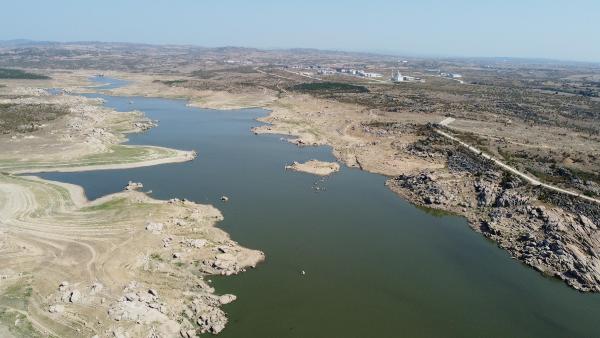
top-left (394, 172), bottom-right (450, 205)
top-left (183, 294), bottom-right (229, 335)
top-left (108, 282), bottom-right (171, 324)
top-left (541, 190), bottom-right (600, 227)
top-left (447, 148), bottom-right (494, 175)
top-left (389, 164), bottom-right (600, 292)
top-left (474, 179), bottom-right (499, 207)
top-left (125, 181), bottom-right (144, 191)
top-left (483, 203), bottom-right (600, 292)
top-left (145, 222), bottom-right (164, 234)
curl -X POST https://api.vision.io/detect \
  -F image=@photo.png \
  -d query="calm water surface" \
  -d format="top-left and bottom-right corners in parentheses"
top-left (40, 78), bottom-right (600, 337)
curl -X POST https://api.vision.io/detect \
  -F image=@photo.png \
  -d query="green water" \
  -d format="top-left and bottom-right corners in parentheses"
top-left (40, 79), bottom-right (600, 337)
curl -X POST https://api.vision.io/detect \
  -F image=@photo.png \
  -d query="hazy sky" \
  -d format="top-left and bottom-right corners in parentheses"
top-left (1, 0), bottom-right (599, 62)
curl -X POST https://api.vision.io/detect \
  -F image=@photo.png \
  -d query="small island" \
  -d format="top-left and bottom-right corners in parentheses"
top-left (285, 159), bottom-right (340, 176)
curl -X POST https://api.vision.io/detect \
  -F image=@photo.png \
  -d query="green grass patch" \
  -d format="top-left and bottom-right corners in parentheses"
top-left (150, 253), bottom-right (163, 261)
top-left (155, 79), bottom-right (188, 86)
top-left (0, 308), bottom-right (43, 338)
top-left (191, 66), bottom-right (257, 79)
top-left (290, 82), bottom-right (369, 93)
top-left (364, 121), bottom-right (400, 128)
top-left (0, 283), bottom-right (32, 311)
top-left (0, 68), bottom-right (50, 80)
top-left (82, 145), bottom-right (155, 163)
top-left (0, 281), bottom-right (43, 337)
top-left (0, 145), bottom-right (179, 172)
top-left (0, 102), bottom-right (69, 134)
top-left (81, 197), bottom-right (127, 212)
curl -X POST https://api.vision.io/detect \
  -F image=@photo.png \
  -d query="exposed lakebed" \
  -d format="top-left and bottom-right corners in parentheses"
top-left (40, 78), bottom-right (600, 337)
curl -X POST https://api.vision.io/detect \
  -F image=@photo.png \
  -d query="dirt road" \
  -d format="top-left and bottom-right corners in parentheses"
top-left (435, 126), bottom-right (600, 204)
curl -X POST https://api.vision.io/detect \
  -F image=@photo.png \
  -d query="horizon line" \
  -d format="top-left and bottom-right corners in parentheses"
top-left (2, 38), bottom-right (600, 66)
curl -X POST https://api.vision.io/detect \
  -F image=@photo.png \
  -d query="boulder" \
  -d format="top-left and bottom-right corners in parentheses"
top-left (218, 294), bottom-right (237, 305)
top-left (579, 214), bottom-right (598, 230)
top-left (145, 222), bottom-right (164, 234)
top-left (125, 293), bottom-right (138, 302)
top-left (474, 180), bottom-right (497, 207)
top-left (90, 282), bottom-right (103, 294)
top-left (69, 290), bottom-right (81, 303)
top-left (58, 281), bottom-right (69, 291)
top-left (48, 304), bottom-right (65, 313)
top-left (124, 181), bottom-right (143, 191)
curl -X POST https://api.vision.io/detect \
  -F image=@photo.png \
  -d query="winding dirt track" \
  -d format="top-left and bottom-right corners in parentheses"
top-left (0, 175), bottom-right (118, 336)
top-left (0, 173), bottom-right (221, 336)
top-left (435, 127), bottom-right (600, 205)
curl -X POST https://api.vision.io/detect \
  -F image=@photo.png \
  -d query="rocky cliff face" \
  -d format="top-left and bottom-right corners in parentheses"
top-left (390, 147), bottom-right (600, 292)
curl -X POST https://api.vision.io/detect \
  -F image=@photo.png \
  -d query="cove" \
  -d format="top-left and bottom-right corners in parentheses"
top-left (40, 78), bottom-right (600, 337)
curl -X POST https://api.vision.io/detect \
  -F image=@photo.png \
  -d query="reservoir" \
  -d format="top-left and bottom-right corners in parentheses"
top-left (40, 78), bottom-right (600, 337)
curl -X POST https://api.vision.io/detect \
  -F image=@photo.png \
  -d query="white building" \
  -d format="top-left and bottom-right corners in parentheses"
top-left (363, 72), bottom-right (383, 78)
top-left (317, 69), bottom-right (336, 75)
top-left (357, 70), bottom-right (382, 78)
top-left (391, 70), bottom-right (404, 82)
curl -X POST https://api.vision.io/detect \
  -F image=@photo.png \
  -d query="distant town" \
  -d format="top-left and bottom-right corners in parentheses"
top-left (274, 62), bottom-right (463, 84)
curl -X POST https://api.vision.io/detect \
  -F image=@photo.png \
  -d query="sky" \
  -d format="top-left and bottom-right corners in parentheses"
top-left (1, 0), bottom-right (599, 62)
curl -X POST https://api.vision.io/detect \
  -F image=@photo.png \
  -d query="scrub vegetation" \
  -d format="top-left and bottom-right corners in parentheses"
top-left (290, 82), bottom-right (369, 93)
top-left (0, 102), bottom-right (69, 134)
top-left (0, 68), bottom-right (50, 79)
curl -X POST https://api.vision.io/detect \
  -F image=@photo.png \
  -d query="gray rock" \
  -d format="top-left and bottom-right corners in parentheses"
top-left (69, 290), bottom-right (81, 303)
top-left (48, 304), bottom-right (65, 313)
top-left (579, 214), bottom-right (597, 230)
top-left (58, 281), bottom-right (69, 291)
top-left (124, 293), bottom-right (138, 302)
top-left (218, 294), bottom-right (237, 305)
top-left (145, 222), bottom-right (164, 234)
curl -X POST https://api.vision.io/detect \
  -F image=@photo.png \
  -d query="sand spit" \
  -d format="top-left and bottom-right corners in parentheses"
top-left (0, 76), bottom-right (264, 337)
top-left (8, 147), bottom-right (197, 175)
top-left (285, 160), bottom-right (340, 176)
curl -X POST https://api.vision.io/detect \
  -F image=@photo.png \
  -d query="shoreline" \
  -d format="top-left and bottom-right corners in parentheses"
top-left (0, 76), bottom-right (265, 337)
top-left (100, 73), bottom-right (600, 293)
